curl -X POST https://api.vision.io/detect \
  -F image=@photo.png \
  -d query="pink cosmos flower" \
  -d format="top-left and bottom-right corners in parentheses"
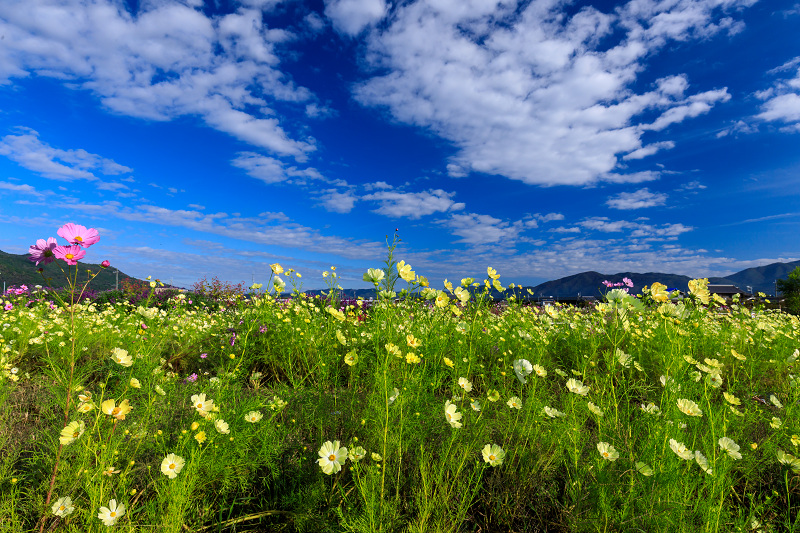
top-left (101, 260), bottom-right (110, 268)
top-left (53, 245), bottom-right (86, 266)
top-left (29, 237), bottom-right (58, 265)
top-left (57, 223), bottom-right (100, 248)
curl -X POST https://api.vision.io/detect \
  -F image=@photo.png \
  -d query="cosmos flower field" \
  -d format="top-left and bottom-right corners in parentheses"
top-left (1, 225), bottom-right (799, 532)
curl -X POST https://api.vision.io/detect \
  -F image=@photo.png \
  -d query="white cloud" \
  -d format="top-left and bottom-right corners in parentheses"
top-left (0, 128), bottom-right (132, 181)
top-left (0, 180), bottom-right (43, 197)
top-left (442, 212), bottom-right (538, 246)
top-left (622, 141), bottom-right (675, 160)
top-left (362, 188), bottom-right (464, 219)
top-left (0, 1), bottom-right (314, 159)
top-left (355, 0), bottom-right (748, 186)
top-left (606, 188), bottom-right (667, 210)
top-left (324, 0), bottom-right (388, 37)
top-left (231, 152), bottom-right (324, 184)
top-left (579, 216), bottom-right (691, 238)
top-left (317, 189), bottom-right (358, 213)
top-left (755, 60), bottom-right (800, 128)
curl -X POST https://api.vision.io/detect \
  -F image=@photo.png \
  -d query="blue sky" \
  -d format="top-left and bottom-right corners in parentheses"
top-left (1, 0), bottom-right (799, 290)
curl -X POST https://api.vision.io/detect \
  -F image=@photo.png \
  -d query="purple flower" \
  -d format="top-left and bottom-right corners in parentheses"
top-left (623, 277), bottom-right (634, 288)
top-left (186, 373), bottom-right (198, 383)
top-left (200, 353), bottom-right (208, 359)
top-left (28, 237), bottom-right (58, 266)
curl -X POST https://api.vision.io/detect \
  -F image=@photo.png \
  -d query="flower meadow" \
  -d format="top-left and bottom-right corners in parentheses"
top-left (1, 225), bottom-right (799, 532)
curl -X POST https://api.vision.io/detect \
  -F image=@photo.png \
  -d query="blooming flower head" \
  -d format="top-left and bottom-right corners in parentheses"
top-left (194, 431), bottom-right (206, 444)
top-left (445, 400), bottom-right (463, 428)
top-left (770, 394), bottom-right (783, 409)
top-left (723, 392), bottom-right (741, 405)
top-left (566, 378), bottom-right (590, 396)
top-left (160, 453), bottom-right (186, 479)
top-left (53, 245), bottom-right (86, 266)
top-left (214, 419), bottom-right (230, 434)
top-left (101, 399), bottom-right (132, 421)
top-left (59, 420), bottom-right (85, 446)
top-left (344, 350), bottom-right (358, 366)
top-left (129, 378), bottom-right (141, 389)
top-left (718, 437), bottom-right (742, 460)
top-left (348, 446), bottom-right (366, 463)
top-left (97, 499), bottom-right (125, 526)
top-left (771, 417), bottom-right (782, 429)
top-left (111, 348), bottom-right (132, 367)
top-left (507, 396), bottom-right (522, 410)
top-left (397, 260), bottom-right (415, 282)
top-left (458, 377), bottom-right (473, 392)
top-left (318, 440), bottom-right (348, 475)
top-left (190, 393), bottom-right (214, 414)
top-left (471, 399), bottom-right (481, 411)
top-left (777, 450), bottom-right (800, 473)
top-left (482, 444), bottom-right (506, 466)
top-left (533, 364), bottom-right (547, 378)
top-left (52, 496), bottom-right (74, 517)
top-left (245, 411), bottom-right (263, 423)
top-left (669, 439), bottom-right (694, 460)
top-left (512, 359), bottom-right (533, 384)
top-left (29, 237), bottom-right (58, 266)
top-left (543, 406), bottom-right (565, 418)
top-left (677, 398), bottom-right (703, 417)
top-left (487, 389), bottom-right (500, 402)
top-left (102, 465), bottom-right (121, 476)
top-left (58, 223), bottom-right (100, 248)
top-left (597, 442), bottom-right (619, 461)
top-left (443, 357), bottom-right (454, 368)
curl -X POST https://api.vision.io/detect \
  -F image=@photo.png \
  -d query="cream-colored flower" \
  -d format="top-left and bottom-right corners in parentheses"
top-left (155, 385), bottom-right (166, 396)
top-left (533, 364), bottom-right (547, 378)
top-left (695, 450), bottom-right (713, 475)
top-left (482, 444), bottom-right (505, 466)
top-left (397, 261), bottom-right (415, 282)
top-left (458, 377), bottom-right (473, 392)
top-left (371, 452), bottom-right (382, 461)
top-left (111, 347), bottom-right (133, 367)
top-left (445, 400), bottom-right (463, 428)
top-left (512, 359), bottom-right (533, 384)
top-left (723, 392), bottom-right (741, 405)
top-left (386, 343), bottom-right (401, 357)
top-left (587, 402), bottom-right (604, 417)
top-left (406, 334), bottom-right (421, 348)
top-left (129, 378), bottom-right (141, 389)
top-left (317, 440), bottom-right (348, 475)
top-left (730, 348), bottom-right (746, 361)
top-left (160, 453), bottom-right (185, 479)
top-left (769, 394), bottom-right (783, 409)
top-left (51, 496), bottom-right (74, 517)
top-left (97, 499), bottom-right (125, 526)
top-left (706, 373), bottom-right (723, 389)
top-left (443, 357), bottom-right (454, 368)
top-left (650, 282), bottom-right (669, 302)
top-left (566, 378), bottom-right (590, 396)
top-left (59, 420), bottom-right (85, 446)
top-left (487, 389), bottom-right (500, 402)
top-left (777, 450), bottom-right (800, 473)
top-left (102, 465), bottom-right (121, 476)
top-left (344, 350), bottom-right (358, 366)
top-left (214, 419), bottom-right (230, 434)
top-left (471, 399), bottom-right (481, 411)
top-left (677, 398), bottom-right (702, 417)
top-left (270, 263), bottom-right (283, 274)
top-left (543, 406), bottom-right (565, 418)
top-left (190, 393), bottom-right (214, 414)
top-left (507, 396), bottom-right (522, 409)
top-left (405, 353), bottom-right (421, 364)
top-left (771, 417), bottom-right (782, 429)
top-left (718, 437), bottom-right (742, 460)
top-left (635, 461), bottom-right (654, 476)
top-left (597, 442), bottom-right (619, 461)
top-left (641, 402), bottom-right (660, 415)
top-left (669, 439), bottom-right (693, 460)
top-left (245, 411), bottom-right (263, 423)
top-left (348, 446), bottom-right (366, 462)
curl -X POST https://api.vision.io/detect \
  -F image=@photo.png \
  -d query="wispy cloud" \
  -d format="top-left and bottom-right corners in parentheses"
top-left (362, 188), bottom-right (464, 219)
top-left (606, 188), bottom-right (667, 210)
top-left (0, 128), bottom-right (131, 181)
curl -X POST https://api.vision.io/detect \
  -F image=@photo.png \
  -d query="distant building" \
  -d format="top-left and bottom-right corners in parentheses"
top-left (708, 284), bottom-right (749, 299)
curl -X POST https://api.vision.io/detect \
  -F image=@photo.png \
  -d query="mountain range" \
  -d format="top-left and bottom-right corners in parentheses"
top-left (0, 250), bottom-right (134, 292)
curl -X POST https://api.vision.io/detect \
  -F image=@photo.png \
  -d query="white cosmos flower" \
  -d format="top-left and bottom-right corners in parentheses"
top-left (51, 496), bottom-right (74, 517)
top-left (566, 378), bottom-right (590, 396)
top-left (669, 439), bottom-right (694, 460)
top-left (512, 359), bottom-right (533, 384)
top-left (317, 440), bottom-right (347, 475)
top-left (718, 437), bottom-right (742, 460)
top-left (458, 377), bottom-right (473, 392)
top-left (445, 400), bottom-right (463, 428)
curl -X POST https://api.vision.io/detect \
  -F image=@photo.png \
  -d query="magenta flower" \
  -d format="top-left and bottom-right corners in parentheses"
top-left (623, 277), bottom-right (634, 288)
top-left (53, 245), bottom-right (86, 266)
top-left (101, 260), bottom-right (110, 268)
top-left (57, 223), bottom-right (100, 248)
top-left (29, 237), bottom-right (58, 265)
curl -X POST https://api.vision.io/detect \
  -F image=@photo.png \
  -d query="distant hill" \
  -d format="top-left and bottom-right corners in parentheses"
top-left (525, 261), bottom-right (800, 298)
top-left (0, 250), bottom-right (136, 292)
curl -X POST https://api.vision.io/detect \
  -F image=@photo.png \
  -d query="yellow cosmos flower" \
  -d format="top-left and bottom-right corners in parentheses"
top-left (317, 440), bottom-right (348, 475)
top-left (443, 357), bottom-right (454, 368)
top-left (194, 431), bottom-right (206, 444)
top-left (650, 282), bottom-right (669, 302)
top-left (245, 411), bottom-right (263, 423)
top-left (406, 334), bottom-right (421, 348)
top-left (101, 398), bottom-right (133, 420)
top-left (129, 378), bottom-right (141, 389)
top-left (215, 419), bottom-right (230, 434)
top-left (110, 347), bottom-right (133, 367)
top-left (482, 444), bottom-right (505, 466)
top-left (59, 420), bottom-right (85, 446)
top-left (344, 350), bottom-right (358, 366)
top-left (397, 260), bottom-right (415, 282)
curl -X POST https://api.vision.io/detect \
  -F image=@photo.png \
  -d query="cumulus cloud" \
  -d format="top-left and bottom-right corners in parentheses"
top-left (442, 212), bottom-right (539, 246)
top-left (0, 128), bottom-right (132, 181)
top-left (355, 0), bottom-right (749, 186)
top-left (579, 216), bottom-right (691, 238)
top-left (755, 58), bottom-right (800, 129)
top-left (324, 0), bottom-right (388, 37)
top-left (606, 188), bottom-right (668, 210)
top-left (231, 152), bottom-right (324, 184)
top-left (317, 189), bottom-right (358, 213)
top-left (362, 188), bottom-right (464, 219)
top-left (0, 0), bottom-right (314, 159)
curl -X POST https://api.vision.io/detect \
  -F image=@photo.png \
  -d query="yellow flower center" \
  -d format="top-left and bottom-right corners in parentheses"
top-left (65, 253), bottom-right (74, 260)
top-left (196, 403), bottom-right (203, 409)
top-left (59, 505), bottom-right (65, 511)
top-left (603, 452), bottom-right (609, 457)
top-left (489, 455), bottom-right (496, 461)
top-left (169, 463), bottom-right (176, 470)
top-left (73, 431), bottom-right (79, 438)
top-left (75, 236), bottom-right (83, 242)
top-left (111, 407), bottom-right (120, 416)
top-left (110, 511), bottom-right (116, 517)
top-left (328, 454), bottom-right (336, 461)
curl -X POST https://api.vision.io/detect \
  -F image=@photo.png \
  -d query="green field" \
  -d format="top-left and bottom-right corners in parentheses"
top-left (1, 259), bottom-right (799, 532)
